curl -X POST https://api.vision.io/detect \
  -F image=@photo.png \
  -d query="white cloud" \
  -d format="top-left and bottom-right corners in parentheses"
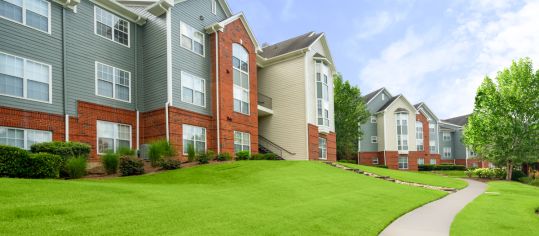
top-left (280, 0), bottom-right (296, 21)
top-left (358, 0), bottom-right (539, 118)
top-left (355, 11), bottom-right (405, 39)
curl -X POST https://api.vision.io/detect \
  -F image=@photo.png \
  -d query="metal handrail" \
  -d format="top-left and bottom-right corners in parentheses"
top-left (259, 135), bottom-right (296, 156)
top-left (258, 93), bottom-right (272, 109)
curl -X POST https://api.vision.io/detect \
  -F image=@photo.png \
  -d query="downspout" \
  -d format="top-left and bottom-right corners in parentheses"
top-left (383, 113), bottom-right (387, 165)
top-left (62, 8), bottom-right (69, 142)
top-left (134, 25), bottom-right (139, 149)
top-left (165, 11), bottom-right (172, 142)
top-left (214, 27), bottom-right (221, 153)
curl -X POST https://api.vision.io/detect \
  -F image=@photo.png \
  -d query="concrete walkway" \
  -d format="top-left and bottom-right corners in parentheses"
top-left (379, 179), bottom-right (487, 236)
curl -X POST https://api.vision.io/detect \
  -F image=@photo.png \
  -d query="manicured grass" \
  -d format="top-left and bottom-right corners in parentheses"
top-left (451, 181), bottom-right (539, 235)
top-left (424, 170), bottom-right (468, 178)
top-left (0, 161), bottom-right (446, 235)
top-left (338, 162), bottom-right (468, 189)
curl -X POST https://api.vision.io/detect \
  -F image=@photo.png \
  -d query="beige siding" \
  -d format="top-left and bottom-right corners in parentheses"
top-left (377, 114), bottom-right (385, 150)
top-left (258, 57), bottom-right (307, 160)
top-left (382, 97), bottom-right (417, 152)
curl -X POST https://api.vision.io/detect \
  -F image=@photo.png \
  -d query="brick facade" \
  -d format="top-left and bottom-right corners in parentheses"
top-left (307, 123), bottom-right (336, 161)
top-left (168, 106), bottom-right (216, 161)
top-left (0, 106), bottom-right (66, 142)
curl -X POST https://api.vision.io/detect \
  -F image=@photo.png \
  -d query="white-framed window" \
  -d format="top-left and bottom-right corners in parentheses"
top-left (443, 132), bottom-right (451, 141)
top-left (180, 21), bottom-right (204, 56)
top-left (416, 121), bottom-right (423, 151)
top-left (398, 155), bottom-right (408, 169)
top-left (233, 43), bottom-right (250, 114)
top-left (370, 116), bottom-right (377, 123)
top-left (234, 131), bottom-right (250, 153)
top-left (0, 0), bottom-right (50, 33)
top-left (94, 6), bottom-right (130, 47)
top-left (97, 121), bottom-right (131, 154)
top-left (211, 0), bottom-right (217, 14)
top-left (469, 149), bottom-right (477, 157)
top-left (316, 60), bottom-right (330, 127)
top-left (430, 159), bottom-right (437, 165)
top-left (443, 147), bottom-right (452, 159)
top-left (95, 62), bottom-right (131, 102)
top-left (0, 52), bottom-right (51, 103)
top-left (381, 93), bottom-right (385, 101)
top-left (372, 157), bottom-right (379, 165)
top-left (182, 124), bottom-right (206, 154)
top-left (396, 113), bottom-right (408, 151)
top-left (371, 136), bottom-right (378, 144)
top-left (429, 140), bottom-right (436, 153)
top-left (318, 137), bottom-right (327, 160)
top-left (0, 126), bottom-right (51, 149)
top-left (180, 71), bottom-right (205, 107)
top-left (472, 162), bottom-right (478, 168)
top-left (418, 158), bottom-right (424, 165)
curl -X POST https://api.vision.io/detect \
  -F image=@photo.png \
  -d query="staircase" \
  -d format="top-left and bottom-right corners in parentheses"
top-left (258, 135), bottom-right (295, 160)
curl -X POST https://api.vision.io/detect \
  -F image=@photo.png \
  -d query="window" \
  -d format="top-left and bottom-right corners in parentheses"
top-left (372, 157), bottom-right (379, 165)
top-left (398, 155), bottom-right (408, 169)
top-left (180, 21), bottom-right (204, 56)
top-left (316, 61), bottom-right (330, 127)
top-left (96, 121), bottom-right (131, 154)
top-left (430, 159), bottom-right (437, 165)
top-left (429, 123), bottom-right (436, 153)
top-left (418, 158), bottom-right (424, 165)
top-left (0, 126), bottom-right (51, 149)
top-left (94, 6), bottom-right (129, 46)
top-left (183, 124), bottom-right (206, 154)
top-left (0, 0), bottom-right (50, 33)
top-left (318, 138), bottom-right (327, 160)
top-left (443, 147), bottom-right (452, 159)
top-left (416, 121), bottom-right (423, 151)
top-left (396, 113), bottom-right (408, 151)
top-left (469, 150), bottom-right (477, 157)
top-left (382, 93), bottom-right (385, 101)
top-left (371, 136), bottom-right (378, 144)
top-left (0, 52), bottom-right (51, 102)
top-left (96, 62), bottom-right (131, 102)
top-left (233, 43), bottom-right (249, 114)
top-left (443, 132), bottom-right (451, 141)
top-left (370, 116), bottom-right (377, 123)
top-left (234, 131), bottom-right (250, 153)
top-left (429, 140), bottom-right (436, 153)
top-left (181, 71), bottom-right (205, 107)
top-left (472, 162), bottom-right (478, 168)
top-left (211, 0), bottom-right (217, 14)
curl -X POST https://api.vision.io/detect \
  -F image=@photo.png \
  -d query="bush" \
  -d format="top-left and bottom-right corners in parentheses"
top-left (0, 145), bottom-right (31, 177)
top-left (519, 177), bottom-right (533, 184)
top-left (30, 141), bottom-right (91, 177)
top-left (235, 151), bottom-right (250, 160)
top-left (530, 179), bottom-right (539, 187)
top-left (101, 152), bottom-right (120, 175)
top-left (216, 152), bottom-right (232, 161)
top-left (373, 165), bottom-right (388, 169)
top-left (119, 156), bottom-right (145, 176)
top-left (160, 158), bottom-right (181, 170)
top-left (116, 147), bottom-right (136, 157)
top-left (339, 159), bottom-right (357, 164)
top-left (187, 144), bottom-right (196, 162)
top-left (465, 169), bottom-right (474, 178)
top-left (473, 168), bottom-right (506, 179)
top-left (251, 153), bottom-right (266, 160)
top-left (418, 164), bottom-right (466, 171)
top-left (197, 152), bottom-right (210, 164)
top-left (511, 170), bottom-right (527, 181)
top-left (65, 157), bottom-right (87, 179)
top-left (206, 150), bottom-right (216, 161)
top-left (0, 146), bottom-right (62, 179)
top-left (148, 140), bottom-right (176, 167)
top-left (27, 153), bottom-right (62, 179)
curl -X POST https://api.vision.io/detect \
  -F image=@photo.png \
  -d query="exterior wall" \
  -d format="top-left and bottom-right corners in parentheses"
top-left (168, 106), bottom-right (216, 161)
top-left (358, 152), bottom-right (384, 166)
top-left (140, 108), bottom-right (167, 144)
top-left (359, 115), bottom-right (379, 152)
top-left (308, 124), bottom-right (319, 160)
top-left (383, 151), bottom-right (399, 170)
top-left (382, 98), bottom-right (417, 152)
top-left (0, 1), bottom-right (64, 115)
top-left (454, 129), bottom-right (467, 160)
top-left (258, 56), bottom-right (307, 160)
top-left (307, 124), bottom-right (337, 161)
top-left (0, 106), bottom-right (66, 141)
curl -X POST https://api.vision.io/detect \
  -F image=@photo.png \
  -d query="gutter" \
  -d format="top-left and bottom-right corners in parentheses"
top-left (62, 8), bottom-right (69, 142)
top-left (215, 28), bottom-right (221, 153)
top-left (165, 11), bottom-right (172, 142)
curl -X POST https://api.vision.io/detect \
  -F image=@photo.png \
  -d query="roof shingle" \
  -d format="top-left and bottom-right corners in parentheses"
top-left (442, 114), bottom-right (471, 126)
top-left (260, 32), bottom-right (323, 58)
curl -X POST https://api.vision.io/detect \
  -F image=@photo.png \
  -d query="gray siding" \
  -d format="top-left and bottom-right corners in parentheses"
top-left (170, 0), bottom-right (227, 115)
top-left (359, 89), bottom-right (392, 152)
top-left (439, 125), bottom-right (455, 160)
top-left (64, 0), bottom-right (139, 115)
top-left (454, 130), bottom-right (467, 159)
top-left (0, 1), bottom-right (64, 115)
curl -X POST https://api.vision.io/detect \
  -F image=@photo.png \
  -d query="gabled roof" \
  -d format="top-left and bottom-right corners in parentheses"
top-left (414, 102), bottom-right (440, 122)
top-left (442, 114), bottom-right (471, 127)
top-left (259, 32), bottom-right (323, 58)
top-left (377, 96), bottom-right (399, 112)
top-left (119, 0), bottom-right (232, 17)
top-left (205, 13), bottom-right (261, 52)
top-left (362, 88), bottom-right (385, 103)
top-left (376, 94), bottom-right (418, 114)
top-left (93, 0), bottom-right (148, 25)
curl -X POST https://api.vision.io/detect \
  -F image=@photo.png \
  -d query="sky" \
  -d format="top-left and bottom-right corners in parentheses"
top-left (226, 0), bottom-right (539, 119)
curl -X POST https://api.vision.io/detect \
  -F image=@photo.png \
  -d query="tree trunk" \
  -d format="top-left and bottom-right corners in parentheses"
top-left (506, 161), bottom-right (513, 181)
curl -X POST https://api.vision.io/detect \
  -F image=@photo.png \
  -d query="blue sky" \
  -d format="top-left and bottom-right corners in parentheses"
top-left (227, 0), bottom-right (539, 119)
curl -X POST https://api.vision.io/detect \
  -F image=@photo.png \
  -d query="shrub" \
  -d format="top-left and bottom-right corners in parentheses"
top-left (216, 152), bottom-right (232, 161)
top-left (418, 164), bottom-right (466, 171)
top-left (31, 142), bottom-right (91, 159)
top-left (235, 151), bottom-right (250, 160)
top-left (465, 169), bottom-right (474, 178)
top-left (65, 157), bottom-right (87, 179)
top-left (511, 170), bottom-right (527, 181)
top-left (160, 158), bottom-right (181, 170)
top-left (473, 168), bottom-right (506, 179)
top-left (27, 153), bottom-right (62, 179)
top-left (0, 145), bottom-right (31, 177)
top-left (373, 165), bottom-right (388, 169)
top-left (265, 153), bottom-right (280, 160)
top-left (148, 140), bottom-right (176, 167)
top-left (251, 153), bottom-right (266, 160)
top-left (116, 147), bottom-right (136, 157)
top-left (206, 150), bottom-right (216, 161)
top-left (530, 179), bottom-right (539, 187)
top-left (339, 159), bottom-right (357, 164)
top-left (119, 156), bottom-right (145, 176)
top-left (519, 177), bottom-right (533, 184)
top-left (101, 152), bottom-right (120, 175)
top-left (187, 144), bottom-right (196, 162)
top-left (197, 152), bottom-right (210, 164)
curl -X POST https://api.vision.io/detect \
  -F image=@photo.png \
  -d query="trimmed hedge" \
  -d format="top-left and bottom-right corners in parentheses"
top-left (160, 158), bottom-right (181, 170)
top-left (418, 164), bottom-right (466, 171)
top-left (119, 156), bottom-right (145, 176)
top-left (216, 152), bottom-right (232, 161)
top-left (31, 142), bottom-right (91, 159)
top-left (0, 145), bottom-right (30, 177)
top-left (251, 153), bottom-right (280, 160)
top-left (235, 151), bottom-right (251, 160)
top-left (0, 145), bottom-right (62, 178)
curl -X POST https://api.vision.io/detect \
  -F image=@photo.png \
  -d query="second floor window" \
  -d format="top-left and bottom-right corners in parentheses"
top-left (371, 136), bottom-right (378, 144)
top-left (0, 0), bottom-right (50, 33)
top-left (396, 113), bottom-right (408, 151)
top-left (416, 121), bottom-right (423, 151)
top-left (316, 61), bottom-right (329, 127)
top-left (233, 43), bottom-right (249, 114)
top-left (180, 22), bottom-right (204, 56)
top-left (0, 52), bottom-right (51, 103)
top-left (443, 132), bottom-right (451, 141)
top-left (181, 71), bottom-right (205, 107)
top-left (429, 140), bottom-right (436, 153)
top-left (95, 6), bottom-right (129, 46)
top-left (96, 62), bottom-right (131, 102)
top-left (443, 147), bottom-right (452, 159)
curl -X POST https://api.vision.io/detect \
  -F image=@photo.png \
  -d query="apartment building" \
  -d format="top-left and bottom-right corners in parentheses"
top-left (440, 115), bottom-right (490, 168)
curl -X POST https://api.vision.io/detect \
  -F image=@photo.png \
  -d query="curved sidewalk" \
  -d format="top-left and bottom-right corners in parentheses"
top-left (379, 179), bottom-right (487, 236)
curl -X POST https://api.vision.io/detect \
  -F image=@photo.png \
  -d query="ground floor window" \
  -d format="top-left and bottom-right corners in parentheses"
top-left (183, 124), bottom-right (206, 154)
top-left (318, 138), bottom-right (327, 160)
top-left (372, 157), bottom-right (379, 165)
top-left (398, 155), bottom-right (408, 169)
top-left (430, 159), bottom-right (437, 165)
top-left (97, 121), bottom-right (131, 154)
top-left (472, 162), bottom-right (478, 168)
top-left (0, 126), bottom-right (51, 149)
top-left (234, 131), bottom-right (250, 153)
top-left (418, 158), bottom-right (424, 165)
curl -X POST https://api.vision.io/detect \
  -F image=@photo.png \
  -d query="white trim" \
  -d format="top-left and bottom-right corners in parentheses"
top-left (166, 11), bottom-right (172, 104)
top-left (136, 110), bottom-right (139, 149)
top-left (65, 115), bottom-right (69, 142)
top-left (232, 43), bottom-right (250, 115)
top-left (0, 0), bottom-right (51, 34)
top-left (180, 71), bottom-right (207, 108)
top-left (0, 126), bottom-right (52, 150)
top-left (211, 0), bottom-right (217, 15)
top-left (376, 94), bottom-right (417, 114)
top-left (233, 131), bottom-right (251, 153)
top-left (96, 120), bottom-right (132, 155)
top-left (214, 29), bottom-right (220, 153)
top-left (93, 6), bottom-right (131, 48)
top-left (179, 21), bottom-right (205, 57)
top-left (94, 61), bottom-right (132, 103)
top-left (0, 51), bottom-right (52, 104)
top-left (182, 124), bottom-right (207, 155)
top-left (318, 137), bottom-right (327, 160)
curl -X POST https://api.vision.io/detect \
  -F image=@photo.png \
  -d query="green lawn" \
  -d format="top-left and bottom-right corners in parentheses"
top-left (0, 161), bottom-right (446, 235)
top-left (451, 181), bottom-right (539, 235)
top-left (424, 170), bottom-right (468, 178)
top-left (338, 162), bottom-right (468, 189)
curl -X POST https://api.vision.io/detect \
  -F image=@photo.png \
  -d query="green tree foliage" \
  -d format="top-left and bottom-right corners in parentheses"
top-left (334, 73), bottom-right (370, 160)
top-left (464, 58), bottom-right (539, 180)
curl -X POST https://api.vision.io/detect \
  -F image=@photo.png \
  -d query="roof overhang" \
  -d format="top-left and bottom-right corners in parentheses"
top-left (376, 94), bottom-right (418, 114)
top-left (92, 0), bottom-right (147, 25)
top-left (53, 0), bottom-right (80, 10)
top-left (146, 0), bottom-right (174, 16)
top-left (365, 87), bottom-right (392, 105)
top-left (175, 0), bottom-right (232, 17)
top-left (205, 12), bottom-right (262, 52)
top-left (439, 121), bottom-right (463, 128)
top-left (416, 102), bottom-right (440, 122)
top-left (257, 48), bottom-right (308, 67)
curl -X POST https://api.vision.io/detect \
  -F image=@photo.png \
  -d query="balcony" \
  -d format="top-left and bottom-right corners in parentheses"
top-left (258, 93), bottom-right (273, 117)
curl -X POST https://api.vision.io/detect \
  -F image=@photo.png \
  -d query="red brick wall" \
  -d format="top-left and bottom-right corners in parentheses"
top-left (326, 132), bottom-right (337, 162)
top-left (168, 106), bottom-right (216, 161)
top-left (308, 124), bottom-right (319, 160)
top-left (358, 152), bottom-right (383, 165)
top-left (307, 124), bottom-right (336, 161)
top-left (140, 108), bottom-right (166, 144)
top-left (0, 106), bottom-right (66, 142)
top-left (384, 151), bottom-right (400, 170)
top-left (416, 113), bottom-right (432, 155)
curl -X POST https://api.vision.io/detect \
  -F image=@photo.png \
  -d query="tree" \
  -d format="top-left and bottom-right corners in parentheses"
top-left (464, 58), bottom-right (539, 180)
top-left (334, 73), bottom-right (370, 160)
